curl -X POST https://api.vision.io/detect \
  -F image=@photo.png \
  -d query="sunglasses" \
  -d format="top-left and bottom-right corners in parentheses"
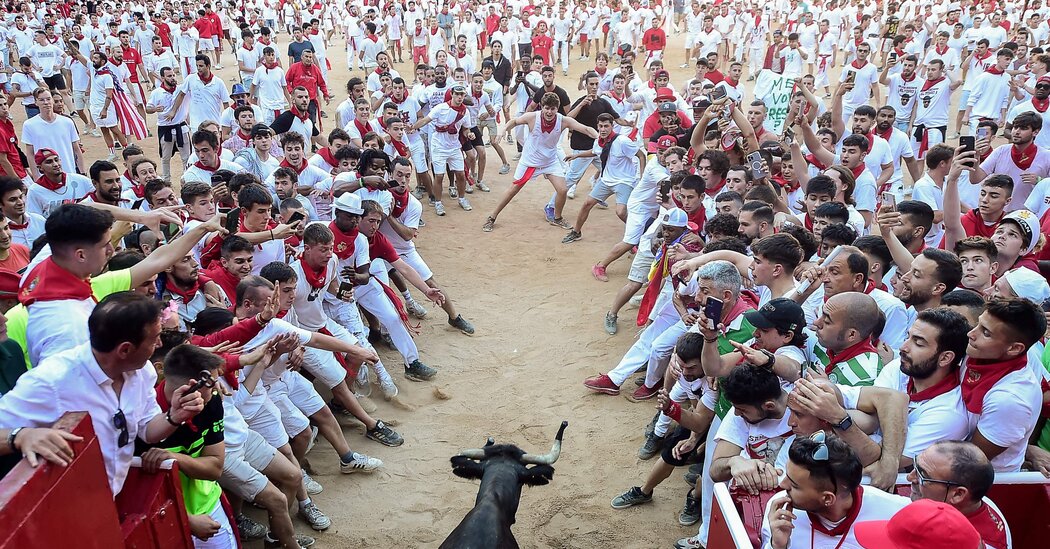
top-left (913, 465), bottom-right (962, 489)
top-left (1037, 84), bottom-right (1050, 90)
top-left (809, 431), bottom-right (839, 490)
top-left (113, 408), bottom-right (129, 447)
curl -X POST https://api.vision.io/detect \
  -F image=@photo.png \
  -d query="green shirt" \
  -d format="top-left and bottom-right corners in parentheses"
top-left (812, 346), bottom-right (883, 387)
top-left (713, 315), bottom-right (758, 419)
top-left (10, 268), bottom-right (133, 369)
top-left (1038, 344), bottom-right (1050, 451)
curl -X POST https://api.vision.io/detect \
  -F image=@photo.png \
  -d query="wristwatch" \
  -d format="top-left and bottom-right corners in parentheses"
top-left (8, 427), bottom-right (22, 452)
top-left (834, 415), bottom-right (854, 432)
top-left (760, 349), bottom-right (776, 369)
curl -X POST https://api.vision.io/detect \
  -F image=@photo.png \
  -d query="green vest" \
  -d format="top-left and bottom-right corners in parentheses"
top-left (714, 316), bottom-right (758, 419)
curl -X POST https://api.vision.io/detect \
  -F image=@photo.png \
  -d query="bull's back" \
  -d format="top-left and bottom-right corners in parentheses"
top-left (439, 499), bottom-right (518, 549)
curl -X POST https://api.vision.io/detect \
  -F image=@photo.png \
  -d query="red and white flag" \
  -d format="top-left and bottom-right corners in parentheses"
top-left (97, 67), bottom-right (148, 140)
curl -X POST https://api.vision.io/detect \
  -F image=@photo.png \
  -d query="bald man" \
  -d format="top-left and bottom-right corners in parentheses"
top-left (810, 292), bottom-right (884, 386)
top-left (907, 441), bottom-right (1011, 549)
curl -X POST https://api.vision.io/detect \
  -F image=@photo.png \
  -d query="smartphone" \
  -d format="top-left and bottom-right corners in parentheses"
top-left (338, 281), bottom-right (355, 302)
top-left (783, 127), bottom-right (795, 142)
top-left (976, 126), bottom-right (991, 140)
top-left (746, 151), bottom-right (766, 179)
top-left (286, 210), bottom-right (306, 225)
top-left (516, 70), bottom-right (524, 79)
top-left (960, 135), bottom-right (977, 167)
top-left (844, 70), bottom-right (856, 85)
top-left (210, 173), bottom-right (226, 186)
top-left (1042, 297), bottom-right (1050, 312)
top-left (710, 85), bottom-right (727, 101)
top-left (888, 52), bottom-right (897, 63)
top-left (225, 208), bottom-right (241, 234)
top-left (881, 192), bottom-right (896, 210)
top-left (703, 297), bottom-right (724, 330)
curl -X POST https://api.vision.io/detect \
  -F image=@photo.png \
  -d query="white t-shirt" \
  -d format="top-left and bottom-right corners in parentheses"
top-left (179, 73), bottom-right (231, 130)
top-left (761, 486), bottom-right (910, 549)
top-left (962, 360), bottom-right (1042, 472)
top-left (715, 408), bottom-right (794, 465)
top-left (910, 174), bottom-right (945, 247)
top-left (289, 256), bottom-right (339, 330)
top-left (378, 195), bottom-right (423, 254)
top-left (21, 115), bottom-right (81, 176)
top-left (839, 61), bottom-right (880, 110)
top-left (26, 43), bottom-right (64, 77)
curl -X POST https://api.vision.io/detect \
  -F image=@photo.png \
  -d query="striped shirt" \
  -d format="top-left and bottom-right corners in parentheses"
top-left (812, 346), bottom-right (883, 387)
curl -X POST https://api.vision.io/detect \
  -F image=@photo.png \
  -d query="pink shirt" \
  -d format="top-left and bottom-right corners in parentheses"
top-left (979, 143), bottom-right (1050, 211)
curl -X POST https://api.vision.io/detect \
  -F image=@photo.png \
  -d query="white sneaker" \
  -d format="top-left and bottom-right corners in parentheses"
top-left (380, 377), bottom-right (399, 399)
top-left (434, 201), bottom-right (446, 216)
top-left (406, 299), bottom-right (428, 318)
top-left (305, 425), bottom-right (318, 454)
top-left (459, 197), bottom-right (473, 211)
top-left (90, 128), bottom-right (102, 137)
top-left (301, 470), bottom-right (323, 495)
top-left (567, 185), bottom-right (577, 199)
top-left (352, 364), bottom-right (371, 397)
top-left (340, 452), bottom-right (383, 474)
top-left (298, 501), bottom-right (331, 531)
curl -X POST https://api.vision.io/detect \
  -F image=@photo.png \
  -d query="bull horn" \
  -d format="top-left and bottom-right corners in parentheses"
top-left (521, 421), bottom-right (568, 465)
top-left (457, 448), bottom-right (486, 459)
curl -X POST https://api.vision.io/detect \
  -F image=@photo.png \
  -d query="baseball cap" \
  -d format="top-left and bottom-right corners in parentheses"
top-left (1037, 75), bottom-right (1050, 87)
top-left (692, 96), bottom-right (710, 109)
top-left (655, 87), bottom-right (675, 101)
top-left (654, 69), bottom-right (670, 79)
top-left (855, 500), bottom-right (981, 549)
top-left (654, 134), bottom-right (679, 151)
top-left (34, 148), bottom-right (58, 165)
top-left (333, 193), bottom-right (364, 215)
top-left (1003, 267), bottom-right (1050, 302)
top-left (1001, 209), bottom-right (1041, 256)
top-left (451, 84), bottom-right (467, 93)
top-left (661, 208), bottom-right (689, 229)
top-left (0, 269), bottom-right (20, 299)
top-left (744, 298), bottom-right (805, 334)
top-left (231, 83), bottom-right (248, 96)
top-left (250, 123), bottom-right (273, 139)
top-left (658, 101), bottom-right (678, 113)
top-left (773, 29), bottom-right (783, 35)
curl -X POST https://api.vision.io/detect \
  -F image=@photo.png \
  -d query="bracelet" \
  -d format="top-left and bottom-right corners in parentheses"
top-left (165, 409), bottom-right (182, 427)
top-left (269, 229), bottom-right (274, 241)
top-left (667, 401), bottom-right (683, 423)
top-left (704, 336), bottom-right (719, 343)
top-left (254, 313), bottom-right (269, 326)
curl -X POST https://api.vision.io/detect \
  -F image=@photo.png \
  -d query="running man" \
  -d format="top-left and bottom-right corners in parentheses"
top-left (483, 92), bottom-right (597, 232)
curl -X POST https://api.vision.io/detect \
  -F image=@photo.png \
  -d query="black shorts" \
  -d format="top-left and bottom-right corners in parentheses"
top-left (660, 426), bottom-right (702, 467)
top-left (518, 43), bottom-right (532, 58)
top-left (460, 126), bottom-right (484, 151)
top-left (43, 74), bottom-right (66, 91)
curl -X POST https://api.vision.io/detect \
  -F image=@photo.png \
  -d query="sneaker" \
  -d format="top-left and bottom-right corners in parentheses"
top-left (549, 217), bottom-right (573, 230)
top-left (499, 164), bottom-right (510, 175)
top-left (352, 364), bottom-right (372, 397)
top-left (684, 463), bottom-right (703, 486)
top-left (465, 182), bottom-right (475, 194)
top-left (298, 501), bottom-right (331, 531)
top-left (674, 535), bottom-right (705, 549)
top-left (301, 470), bottom-right (323, 495)
top-left (562, 230), bottom-right (582, 244)
top-left (449, 314), bottom-right (475, 335)
top-left (595, 199), bottom-right (609, 209)
top-left (449, 185), bottom-right (459, 199)
top-left (306, 425), bottom-right (319, 454)
top-left (583, 374), bottom-right (621, 395)
top-left (413, 186), bottom-right (426, 199)
top-left (631, 383), bottom-right (660, 401)
top-left (544, 204), bottom-right (556, 222)
top-left (458, 197), bottom-right (473, 211)
top-left (236, 513), bottom-right (267, 541)
top-left (638, 431), bottom-right (666, 460)
top-left (340, 452), bottom-right (383, 473)
top-left (366, 419), bottom-right (404, 447)
top-left (567, 185), bottom-right (577, 199)
top-left (264, 532), bottom-right (315, 548)
top-left (434, 201), bottom-right (446, 216)
top-left (328, 398), bottom-right (354, 419)
top-left (405, 359), bottom-right (437, 381)
top-left (105, 152), bottom-right (118, 162)
top-left (406, 299), bottom-right (428, 319)
top-left (90, 128), bottom-right (102, 137)
top-left (592, 264), bottom-right (609, 282)
top-left (513, 152), bottom-right (521, 160)
top-left (604, 312), bottom-right (618, 335)
top-left (475, 180), bottom-right (491, 192)
top-left (380, 377), bottom-right (399, 399)
top-left (610, 486), bottom-right (653, 509)
top-left (679, 490), bottom-right (701, 526)
top-left (482, 216), bottom-right (496, 232)
top-left (214, 64), bottom-right (224, 69)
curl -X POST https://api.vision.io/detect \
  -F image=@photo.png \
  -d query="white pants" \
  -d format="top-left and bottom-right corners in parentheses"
top-left (555, 40), bottom-right (570, 71)
top-left (607, 303), bottom-right (682, 386)
top-left (355, 279), bottom-right (419, 365)
top-left (644, 319), bottom-right (689, 389)
top-left (192, 499), bottom-right (236, 549)
top-left (323, 298), bottom-right (396, 385)
top-left (698, 413), bottom-right (724, 546)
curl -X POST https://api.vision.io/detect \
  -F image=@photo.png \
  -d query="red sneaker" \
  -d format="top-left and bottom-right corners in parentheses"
top-left (592, 264), bottom-right (609, 282)
top-left (631, 383), bottom-right (660, 401)
top-left (583, 374), bottom-right (621, 395)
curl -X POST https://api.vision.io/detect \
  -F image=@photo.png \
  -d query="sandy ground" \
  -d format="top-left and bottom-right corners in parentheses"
top-left (30, 28), bottom-right (841, 549)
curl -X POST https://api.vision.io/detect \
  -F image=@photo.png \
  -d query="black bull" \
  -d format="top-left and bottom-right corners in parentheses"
top-left (439, 421), bottom-right (568, 549)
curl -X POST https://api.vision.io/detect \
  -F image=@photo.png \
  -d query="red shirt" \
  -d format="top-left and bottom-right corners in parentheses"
top-left (965, 502), bottom-right (1009, 549)
top-left (0, 118), bottom-right (25, 179)
top-left (193, 17), bottom-right (214, 39)
top-left (960, 208), bottom-right (1001, 239)
top-left (0, 244), bottom-right (29, 272)
top-left (642, 28), bottom-right (666, 52)
top-left (485, 14), bottom-right (500, 35)
top-left (120, 46), bottom-right (142, 83)
top-left (154, 23), bottom-right (172, 48)
top-left (367, 231), bottom-right (400, 263)
top-left (207, 12), bottom-right (224, 37)
top-left (532, 34), bottom-right (553, 65)
top-left (285, 61), bottom-right (329, 100)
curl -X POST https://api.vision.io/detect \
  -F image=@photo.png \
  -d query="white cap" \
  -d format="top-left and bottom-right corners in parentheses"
top-left (333, 192), bottom-right (364, 215)
top-left (661, 208), bottom-right (689, 229)
top-left (1001, 209), bottom-right (1041, 257)
top-left (1003, 268), bottom-right (1050, 303)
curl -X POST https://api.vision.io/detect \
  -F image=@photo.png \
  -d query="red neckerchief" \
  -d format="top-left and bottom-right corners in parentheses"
top-left (985, 64), bottom-right (1005, 75)
top-left (851, 59), bottom-right (868, 69)
top-left (299, 256), bottom-right (328, 289)
top-left (373, 66), bottom-right (384, 75)
top-left (259, 36), bottom-right (271, 45)
top-left (316, 146), bottom-right (337, 167)
top-left (165, 275), bottom-right (200, 303)
top-left (704, 178), bottom-right (726, 197)
top-left (805, 153), bottom-right (829, 171)
top-left (415, 25), bottom-right (423, 36)
top-left (540, 112), bottom-right (558, 133)
top-left (429, 25), bottom-right (439, 35)
top-left (203, 264), bottom-right (240, 301)
top-left (262, 61), bottom-right (279, 72)
top-left (193, 159), bottom-right (220, 172)
top-left (849, 163), bottom-right (866, 180)
top-left (961, 354), bottom-right (1029, 413)
top-left (280, 157), bottom-right (307, 174)
top-left (389, 137), bottom-right (409, 157)
top-left (8, 216), bottom-right (28, 230)
top-left (35, 172), bottom-right (65, 191)
top-left (330, 221), bottom-right (360, 260)
top-left (899, 70), bottom-right (917, 83)
top-left (354, 118), bottom-right (371, 137)
top-left (908, 371), bottom-right (961, 402)
top-left (808, 487), bottom-right (864, 537)
top-left (1033, 96), bottom-right (1050, 113)
top-left (873, 126), bottom-right (893, 141)
top-left (973, 50), bottom-right (993, 65)
top-left (129, 182), bottom-right (145, 198)
top-left (825, 339), bottom-right (878, 374)
top-left (18, 257), bottom-right (94, 306)
top-left (436, 102), bottom-right (467, 134)
top-left (935, 44), bottom-right (948, 55)
top-left (241, 43), bottom-right (253, 51)
top-left (390, 91), bottom-right (407, 105)
top-left (290, 105), bottom-right (310, 122)
top-left (597, 132), bottom-right (617, 147)
top-left (199, 71), bottom-right (214, 85)
top-left (1011, 141), bottom-right (1039, 170)
top-left (456, 49), bottom-right (467, 59)
top-left (594, 66), bottom-right (607, 76)
top-left (389, 186), bottom-right (409, 218)
top-left (921, 77), bottom-right (944, 91)
top-left (235, 129), bottom-right (251, 142)
top-left (608, 90), bottom-right (624, 102)
top-left (725, 77), bottom-right (739, 87)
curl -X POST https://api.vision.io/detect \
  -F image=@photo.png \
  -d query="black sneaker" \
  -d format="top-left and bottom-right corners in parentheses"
top-left (684, 463), bottom-right (703, 486)
top-left (448, 314), bottom-right (475, 335)
top-left (264, 532), bottom-right (315, 548)
top-left (405, 359), bottom-right (437, 381)
top-left (561, 229), bottom-right (582, 243)
top-left (366, 419), bottom-right (404, 447)
top-left (235, 513), bottom-right (267, 541)
top-left (679, 489), bottom-right (701, 525)
top-left (638, 431), bottom-right (666, 460)
top-left (610, 486), bottom-right (654, 509)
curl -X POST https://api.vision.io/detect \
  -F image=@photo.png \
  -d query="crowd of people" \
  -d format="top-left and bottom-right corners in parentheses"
top-left (0, 0), bottom-right (1047, 547)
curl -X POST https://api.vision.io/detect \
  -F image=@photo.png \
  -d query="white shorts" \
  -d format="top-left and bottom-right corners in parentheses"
top-left (512, 160), bottom-right (566, 185)
top-left (243, 396), bottom-right (291, 449)
top-left (73, 90), bottom-right (87, 110)
top-left (90, 106), bottom-right (118, 128)
top-left (199, 39), bottom-right (215, 51)
top-left (219, 430), bottom-right (277, 502)
top-left (430, 146), bottom-right (464, 174)
top-left (623, 209), bottom-right (655, 246)
top-left (686, 34), bottom-right (699, 49)
top-left (590, 180), bottom-right (633, 205)
top-left (302, 344), bottom-right (348, 389)
top-left (629, 244), bottom-right (657, 283)
top-left (409, 139), bottom-right (429, 173)
top-left (192, 500), bottom-right (236, 549)
top-left (212, 37), bottom-right (221, 48)
top-left (266, 371), bottom-right (325, 437)
top-left (395, 248), bottom-right (433, 281)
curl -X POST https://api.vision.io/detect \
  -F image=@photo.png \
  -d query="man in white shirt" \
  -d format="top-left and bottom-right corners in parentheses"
top-left (145, 67), bottom-right (190, 181)
top-left (0, 293), bottom-right (205, 496)
top-left (838, 42), bottom-right (881, 124)
top-left (237, 31), bottom-right (262, 90)
top-left (174, 16), bottom-right (200, 75)
top-left (250, 47), bottom-right (291, 125)
top-left (141, 36), bottom-right (177, 89)
top-left (21, 87), bottom-right (85, 179)
top-left (170, 54), bottom-right (231, 131)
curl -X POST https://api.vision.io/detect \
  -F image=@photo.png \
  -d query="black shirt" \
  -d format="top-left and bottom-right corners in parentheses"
top-left (270, 109), bottom-right (321, 137)
top-left (135, 392), bottom-right (225, 456)
top-left (566, 96), bottom-right (618, 151)
top-left (483, 54), bottom-right (513, 87)
top-left (649, 126), bottom-right (693, 151)
top-left (531, 85), bottom-right (572, 115)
